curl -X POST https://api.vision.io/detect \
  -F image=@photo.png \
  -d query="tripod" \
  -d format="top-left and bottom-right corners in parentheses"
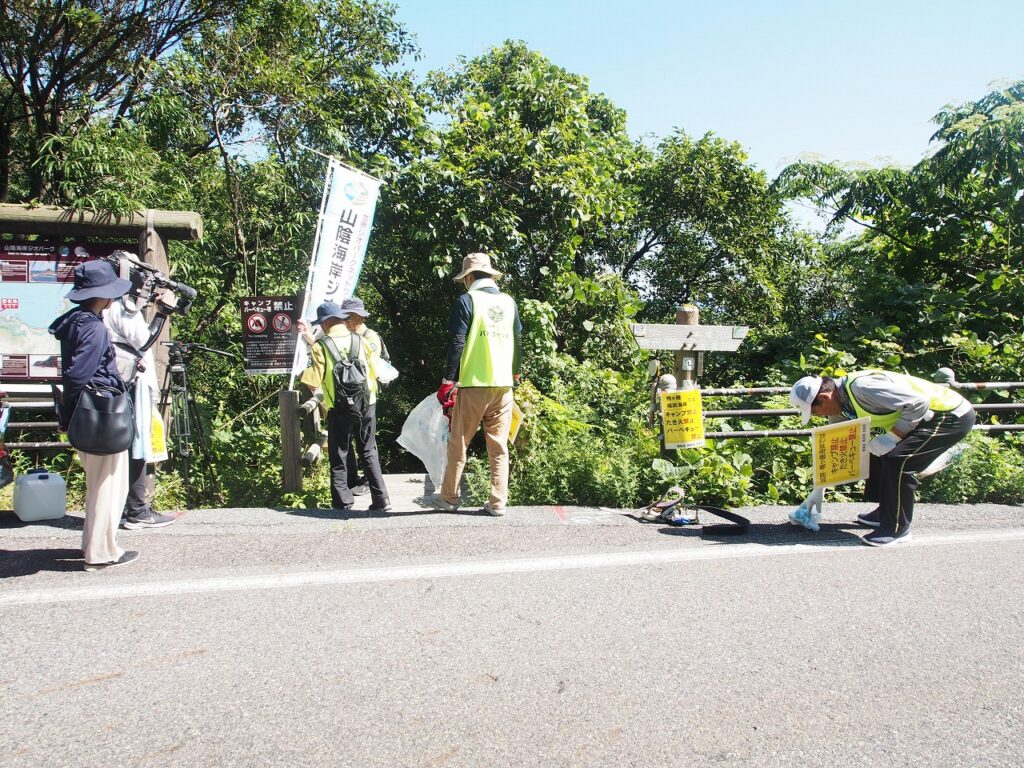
top-left (158, 341), bottom-right (234, 506)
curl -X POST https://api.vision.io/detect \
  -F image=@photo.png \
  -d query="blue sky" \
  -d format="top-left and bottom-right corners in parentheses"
top-left (393, 0), bottom-right (1023, 176)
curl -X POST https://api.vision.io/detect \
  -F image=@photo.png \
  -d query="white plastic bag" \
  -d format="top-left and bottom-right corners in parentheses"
top-left (375, 358), bottom-right (400, 384)
top-left (396, 393), bottom-right (449, 488)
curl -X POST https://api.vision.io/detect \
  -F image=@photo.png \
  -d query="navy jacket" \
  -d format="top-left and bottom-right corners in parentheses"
top-left (49, 308), bottom-right (126, 429)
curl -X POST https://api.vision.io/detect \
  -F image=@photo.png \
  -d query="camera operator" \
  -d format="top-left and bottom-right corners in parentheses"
top-left (104, 254), bottom-right (178, 529)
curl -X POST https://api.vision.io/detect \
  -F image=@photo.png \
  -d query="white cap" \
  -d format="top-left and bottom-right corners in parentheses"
top-left (790, 375), bottom-right (823, 424)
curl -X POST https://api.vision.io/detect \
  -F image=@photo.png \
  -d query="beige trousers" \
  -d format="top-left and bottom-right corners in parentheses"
top-left (79, 449), bottom-right (129, 565)
top-left (441, 386), bottom-right (513, 510)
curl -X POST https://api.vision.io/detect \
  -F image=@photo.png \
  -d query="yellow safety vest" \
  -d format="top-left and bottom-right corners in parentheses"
top-left (459, 290), bottom-right (516, 387)
top-left (316, 330), bottom-right (378, 409)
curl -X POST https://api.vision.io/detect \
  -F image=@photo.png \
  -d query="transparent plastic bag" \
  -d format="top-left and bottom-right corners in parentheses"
top-left (396, 393), bottom-right (449, 488)
top-left (375, 358), bottom-right (400, 384)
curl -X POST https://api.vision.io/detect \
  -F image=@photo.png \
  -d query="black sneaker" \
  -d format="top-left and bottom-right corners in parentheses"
top-left (85, 550), bottom-right (140, 571)
top-left (369, 502), bottom-right (394, 514)
top-left (122, 510), bottom-right (176, 529)
top-left (856, 508), bottom-right (881, 528)
top-left (862, 528), bottom-right (913, 547)
top-left (351, 483), bottom-right (370, 496)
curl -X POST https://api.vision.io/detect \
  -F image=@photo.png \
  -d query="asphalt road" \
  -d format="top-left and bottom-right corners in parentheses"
top-left (2, 476), bottom-right (1022, 767)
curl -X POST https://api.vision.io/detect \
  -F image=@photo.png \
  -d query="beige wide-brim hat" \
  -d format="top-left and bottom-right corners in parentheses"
top-left (453, 252), bottom-right (502, 282)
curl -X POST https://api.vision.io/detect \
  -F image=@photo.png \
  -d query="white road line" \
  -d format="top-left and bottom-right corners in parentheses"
top-left (3, 528), bottom-right (1023, 607)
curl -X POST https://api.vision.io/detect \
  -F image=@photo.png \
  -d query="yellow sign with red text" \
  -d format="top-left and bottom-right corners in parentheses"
top-left (508, 401), bottom-right (524, 444)
top-left (811, 417), bottom-right (871, 489)
top-left (660, 389), bottom-right (705, 449)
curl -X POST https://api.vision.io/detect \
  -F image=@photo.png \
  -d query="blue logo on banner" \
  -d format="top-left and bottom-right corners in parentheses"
top-left (344, 181), bottom-right (368, 204)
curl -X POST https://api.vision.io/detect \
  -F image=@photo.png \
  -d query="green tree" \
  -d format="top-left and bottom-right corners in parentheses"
top-left (0, 0), bottom-right (229, 204)
top-left (615, 132), bottom-right (790, 322)
top-left (775, 81), bottom-right (1024, 382)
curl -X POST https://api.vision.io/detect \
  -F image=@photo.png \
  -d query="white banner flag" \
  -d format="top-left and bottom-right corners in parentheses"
top-left (291, 159), bottom-right (382, 379)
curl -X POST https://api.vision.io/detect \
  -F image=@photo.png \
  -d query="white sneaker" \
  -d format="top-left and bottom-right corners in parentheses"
top-left (428, 495), bottom-right (459, 512)
top-left (483, 502), bottom-right (504, 517)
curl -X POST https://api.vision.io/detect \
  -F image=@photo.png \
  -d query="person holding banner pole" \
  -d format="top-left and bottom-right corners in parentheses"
top-left (790, 371), bottom-right (975, 547)
top-left (298, 302), bottom-right (390, 512)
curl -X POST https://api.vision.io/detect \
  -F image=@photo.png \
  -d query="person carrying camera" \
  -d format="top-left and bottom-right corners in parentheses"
top-left (103, 258), bottom-right (177, 530)
top-left (48, 260), bottom-right (138, 571)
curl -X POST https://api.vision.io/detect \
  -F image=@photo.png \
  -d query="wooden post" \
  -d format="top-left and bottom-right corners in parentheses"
top-left (139, 217), bottom-right (171, 406)
top-left (674, 304), bottom-right (700, 389)
top-left (279, 388), bottom-right (303, 492)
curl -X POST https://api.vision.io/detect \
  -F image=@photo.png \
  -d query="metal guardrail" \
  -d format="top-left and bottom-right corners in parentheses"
top-left (699, 380), bottom-right (1024, 439)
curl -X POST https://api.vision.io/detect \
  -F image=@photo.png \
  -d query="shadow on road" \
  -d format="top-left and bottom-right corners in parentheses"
top-left (655, 521), bottom-right (865, 546)
top-left (282, 505), bottom-right (496, 520)
top-left (0, 514), bottom-right (81, 531)
top-left (0, 548), bottom-right (83, 578)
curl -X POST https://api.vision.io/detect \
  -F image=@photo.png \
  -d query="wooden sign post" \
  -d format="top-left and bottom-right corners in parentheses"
top-left (630, 308), bottom-right (748, 449)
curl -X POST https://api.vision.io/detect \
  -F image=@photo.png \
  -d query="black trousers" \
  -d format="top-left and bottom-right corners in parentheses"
top-left (346, 438), bottom-right (364, 487)
top-left (123, 457), bottom-right (150, 517)
top-left (327, 403), bottom-right (388, 509)
top-left (864, 409), bottom-right (975, 534)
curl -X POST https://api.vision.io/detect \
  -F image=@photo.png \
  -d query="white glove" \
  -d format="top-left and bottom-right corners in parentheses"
top-left (868, 433), bottom-right (899, 456)
top-left (788, 487), bottom-right (824, 531)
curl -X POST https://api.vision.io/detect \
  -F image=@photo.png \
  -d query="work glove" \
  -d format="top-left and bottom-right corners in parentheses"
top-left (437, 380), bottom-right (457, 422)
top-left (868, 433), bottom-right (899, 457)
top-left (436, 381), bottom-right (455, 407)
top-left (788, 486), bottom-right (824, 531)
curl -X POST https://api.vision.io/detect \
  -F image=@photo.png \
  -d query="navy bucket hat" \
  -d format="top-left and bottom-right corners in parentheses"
top-left (65, 260), bottom-right (132, 303)
top-left (339, 296), bottom-right (369, 318)
top-left (310, 301), bottom-right (348, 326)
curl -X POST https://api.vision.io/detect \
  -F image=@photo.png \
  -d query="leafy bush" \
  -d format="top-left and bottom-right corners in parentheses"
top-left (918, 432), bottom-right (1024, 505)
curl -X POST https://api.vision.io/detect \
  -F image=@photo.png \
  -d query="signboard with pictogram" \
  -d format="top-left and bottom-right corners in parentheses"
top-left (241, 296), bottom-right (300, 374)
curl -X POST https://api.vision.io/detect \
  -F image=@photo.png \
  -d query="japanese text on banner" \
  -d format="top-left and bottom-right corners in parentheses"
top-left (291, 160), bottom-right (381, 378)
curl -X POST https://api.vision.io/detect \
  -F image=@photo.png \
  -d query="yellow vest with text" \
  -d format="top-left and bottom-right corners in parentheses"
top-left (459, 290), bottom-right (516, 387)
top-left (843, 370), bottom-right (963, 431)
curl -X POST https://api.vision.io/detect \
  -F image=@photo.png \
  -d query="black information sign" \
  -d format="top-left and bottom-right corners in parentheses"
top-left (241, 296), bottom-right (300, 375)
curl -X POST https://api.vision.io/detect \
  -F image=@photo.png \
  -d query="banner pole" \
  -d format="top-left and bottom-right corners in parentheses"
top-left (288, 159), bottom-right (335, 391)
top-left (296, 142), bottom-right (386, 185)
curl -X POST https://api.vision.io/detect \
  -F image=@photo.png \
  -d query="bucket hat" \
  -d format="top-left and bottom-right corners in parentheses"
top-left (310, 301), bottom-right (348, 326)
top-left (790, 375), bottom-right (824, 425)
top-left (339, 296), bottom-right (369, 318)
top-left (65, 260), bottom-right (132, 303)
top-left (453, 252), bottom-right (502, 282)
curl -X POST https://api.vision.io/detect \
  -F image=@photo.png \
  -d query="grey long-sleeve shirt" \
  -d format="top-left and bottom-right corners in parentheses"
top-left (833, 371), bottom-right (959, 435)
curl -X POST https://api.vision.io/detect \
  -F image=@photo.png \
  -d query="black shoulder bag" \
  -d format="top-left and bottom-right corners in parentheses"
top-left (67, 384), bottom-right (135, 455)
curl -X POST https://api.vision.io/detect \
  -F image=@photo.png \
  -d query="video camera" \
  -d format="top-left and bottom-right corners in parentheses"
top-left (106, 250), bottom-right (198, 315)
